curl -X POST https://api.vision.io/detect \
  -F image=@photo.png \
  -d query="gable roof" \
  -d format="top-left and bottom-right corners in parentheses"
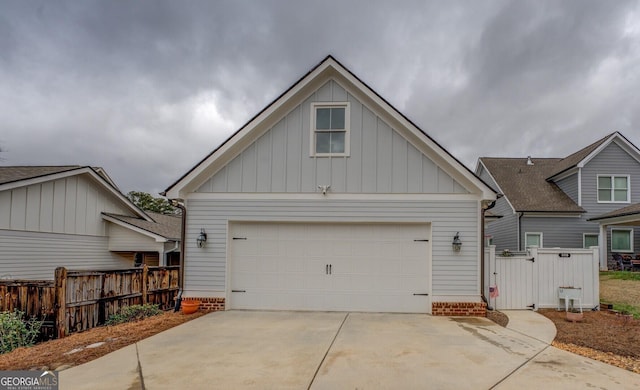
top-left (588, 203), bottom-right (640, 222)
top-left (0, 165), bottom-right (151, 221)
top-left (478, 157), bottom-right (585, 213)
top-left (164, 55), bottom-right (497, 200)
top-left (0, 166), bottom-right (82, 184)
top-left (547, 132), bottom-right (640, 179)
top-left (102, 211), bottom-right (181, 241)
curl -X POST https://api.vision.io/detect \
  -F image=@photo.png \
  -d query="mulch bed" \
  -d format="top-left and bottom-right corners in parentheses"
top-left (539, 309), bottom-right (640, 374)
top-left (0, 311), bottom-right (206, 371)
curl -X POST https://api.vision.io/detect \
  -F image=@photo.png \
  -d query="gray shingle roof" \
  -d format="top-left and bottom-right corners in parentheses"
top-left (103, 211), bottom-right (181, 241)
top-left (0, 166), bottom-right (82, 185)
top-left (546, 133), bottom-right (614, 179)
top-left (480, 157), bottom-right (585, 213)
top-left (588, 203), bottom-right (640, 222)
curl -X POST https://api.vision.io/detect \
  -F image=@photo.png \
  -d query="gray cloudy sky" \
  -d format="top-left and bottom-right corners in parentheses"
top-left (1, 0), bottom-right (639, 195)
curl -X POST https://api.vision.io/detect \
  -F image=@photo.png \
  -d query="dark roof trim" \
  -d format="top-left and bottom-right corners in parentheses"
top-left (164, 55), bottom-right (497, 196)
top-left (0, 166), bottom-right (81, 186)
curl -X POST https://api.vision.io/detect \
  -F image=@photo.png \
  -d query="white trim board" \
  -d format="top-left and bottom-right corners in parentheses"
top-left (186, 192), bottom-right (484, 201)
top-left (165, 56), bottom-right (497, 201)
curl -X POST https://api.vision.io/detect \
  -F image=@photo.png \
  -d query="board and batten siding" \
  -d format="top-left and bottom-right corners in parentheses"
top-left (196, 80), bottom-right (469, 195)
top-left (184, 198), bottom-right (480, 298)
top-left (555, 173), bottom-right (579, 204)
top-left (0, 175), bottom-right (130, 236)
top-left (0, 229), bottom-right (130, 280)
top-left (477, 164), bottom-right (518, 252)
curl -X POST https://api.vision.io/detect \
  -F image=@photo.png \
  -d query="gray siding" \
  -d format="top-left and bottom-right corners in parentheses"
top-left (197, 80), bottom-right (469, 195)
top-left (477, 164), bottom-right (518, 252)
top-left (0, 229), bottom-right (130, 279)
top-left (581, 141), bottom-right (640, 217)
top-left (184, 198), bottom-right (480, 297)
top-left (556, 173), bottom-right (578, 204)
top-left (519, 218), bottom-right (639, 265)
top-left (581, 141), bottom-right (640, 259)
top-left (0, 175), bottom-right (130, 236)
top-left (482, 140), bottom-right (640, 255)
top-left (520, 216), bottom-right (595, 249)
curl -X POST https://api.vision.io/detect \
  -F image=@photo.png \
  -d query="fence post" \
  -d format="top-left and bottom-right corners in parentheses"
top-left (54, 267), bottom-right (67, 339)
top-left (142, 265), bottom-right (148, 305)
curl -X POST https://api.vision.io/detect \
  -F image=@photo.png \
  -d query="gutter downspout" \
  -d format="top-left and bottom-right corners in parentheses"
top-left (168, 199), bottom-right (186, 311)
top-left (481, 198), bottom-right (498, 310)
top-left (518, 212), bottom-right (523, 251)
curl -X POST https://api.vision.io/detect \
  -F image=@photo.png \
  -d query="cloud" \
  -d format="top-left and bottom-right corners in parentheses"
top-left (0, 0), bottom-right (639, 194)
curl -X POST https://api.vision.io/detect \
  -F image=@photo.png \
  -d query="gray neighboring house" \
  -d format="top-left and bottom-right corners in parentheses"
top-left (0, 166), bottom-right (180, 279)
top-left (476, 132), bottom-right (640, 269)
top-left (165, 55), bottom-right (497, 315)
top-left (588, 202), bottom-right (640, 269)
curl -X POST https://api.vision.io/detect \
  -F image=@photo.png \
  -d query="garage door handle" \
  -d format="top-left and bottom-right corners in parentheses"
top-left (413, 293), bottom-right (429, 296)
top-left (232, 290), bottom-right (246, 293)
top-left (326, 264), bottom-right (328, 275)
top-left (329, 264), bottom-right (332, 274)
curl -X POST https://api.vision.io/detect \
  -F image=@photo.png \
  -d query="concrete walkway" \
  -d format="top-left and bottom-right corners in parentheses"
top-left (59, 310), bottom-right (640, 389)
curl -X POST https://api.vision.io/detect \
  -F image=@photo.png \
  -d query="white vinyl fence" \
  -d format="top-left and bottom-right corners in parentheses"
top-left (484, 246), bottom-right (599, 310)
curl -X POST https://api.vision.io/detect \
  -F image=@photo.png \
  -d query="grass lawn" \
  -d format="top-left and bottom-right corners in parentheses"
top-left (600, 271), bottom-right (640, 318)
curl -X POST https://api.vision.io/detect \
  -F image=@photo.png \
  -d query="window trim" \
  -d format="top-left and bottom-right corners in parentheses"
top-left (597, 174), bottom-right (630, 203)
top-left (583, 233), bottom-right (599, 249)
top-left (611, 228), bottom-right (634, 253)
top-left (524, 232), bottom-right (543, 248)
top-left (310, 102), bottom-right (350, 157)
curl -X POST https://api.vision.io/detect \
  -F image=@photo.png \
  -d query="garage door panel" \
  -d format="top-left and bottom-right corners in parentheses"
top-left (229, 222), bottom-right (431, 313)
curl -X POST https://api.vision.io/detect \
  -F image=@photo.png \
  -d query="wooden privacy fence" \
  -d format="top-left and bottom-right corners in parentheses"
top-left (0, 280), bottom-right (56, 340)
top-left (0, 265), bottom-right (179, 339)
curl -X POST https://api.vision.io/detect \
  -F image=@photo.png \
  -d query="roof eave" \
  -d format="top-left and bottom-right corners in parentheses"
top-left (165, 55), bottom-right (498, 200)
top-left (102, 214), bottom-right (170, 242)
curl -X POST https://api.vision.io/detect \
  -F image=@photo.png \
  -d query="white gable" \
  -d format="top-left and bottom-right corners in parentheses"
top-left (166, 56), bottom-right (495, 200)
top-left (196, 80), bottom-right (468, 195)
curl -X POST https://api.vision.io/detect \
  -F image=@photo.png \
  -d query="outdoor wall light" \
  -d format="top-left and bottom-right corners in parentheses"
top-left (196, 228), bottom-right (207, 248)
top-left (452, 232), bottom-right (462, 252)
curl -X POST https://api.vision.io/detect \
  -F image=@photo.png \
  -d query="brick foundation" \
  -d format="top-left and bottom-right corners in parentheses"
top-left (432, 302), bottom-right (487, 316)
top-left (183, 297), bottom-right (225, 312)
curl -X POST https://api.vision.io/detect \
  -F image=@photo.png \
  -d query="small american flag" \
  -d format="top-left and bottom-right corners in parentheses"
top-left (489, 285), bottom-right (499, 298)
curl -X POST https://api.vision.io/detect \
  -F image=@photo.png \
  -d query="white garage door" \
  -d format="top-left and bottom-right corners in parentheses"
top-left (228, 222), bottom-right (431, 313)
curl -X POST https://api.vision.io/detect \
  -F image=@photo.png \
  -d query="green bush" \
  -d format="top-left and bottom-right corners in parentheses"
top-left (0, 310), bottom-right (44, 354)
top-left (106, 304), bottom-right (161, 325)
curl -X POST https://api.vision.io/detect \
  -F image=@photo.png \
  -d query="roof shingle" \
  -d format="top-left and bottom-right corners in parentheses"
top-left (103, 211), bottom-right (181, 240)
top-left (546, 133), bottom-right (614, 179)
top-left (0, 166), bottom-right (82, 185)
top-left (588, 203), bottom-right (640, 221)
top-left (480, 157), bottom-right (585, 213)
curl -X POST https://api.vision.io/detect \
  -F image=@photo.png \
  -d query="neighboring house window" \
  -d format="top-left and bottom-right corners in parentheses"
top-left (611, 228), bottom-right (633, 253)
top-left (597, 175), bottom-right (630, 203)
top-left (525, 232), bottom-right (543, 248)
top-left (583, 234), bottom-right (599, 248)
top-left (311, 102), bottom-right (350, 156)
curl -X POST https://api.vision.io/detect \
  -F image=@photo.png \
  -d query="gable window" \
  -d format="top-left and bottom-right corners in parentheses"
top-left (597, 175), bottom-right (630, 203)
top-left (583, 233), bottom-right (599, 249)
top-left (611, 228), bottom-right (633, 253)
top-left (525, 232), bottom-right (543, 248)
top-left (311, 102), bottom-right (350, 156)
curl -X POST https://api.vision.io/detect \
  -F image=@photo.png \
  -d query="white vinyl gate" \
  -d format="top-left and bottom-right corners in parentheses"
top-left (485, 247), bottom-right (599, 310)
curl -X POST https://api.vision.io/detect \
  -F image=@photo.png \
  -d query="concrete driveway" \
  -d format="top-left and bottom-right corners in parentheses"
top-left (60, 311), bottom-right (640, 389)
